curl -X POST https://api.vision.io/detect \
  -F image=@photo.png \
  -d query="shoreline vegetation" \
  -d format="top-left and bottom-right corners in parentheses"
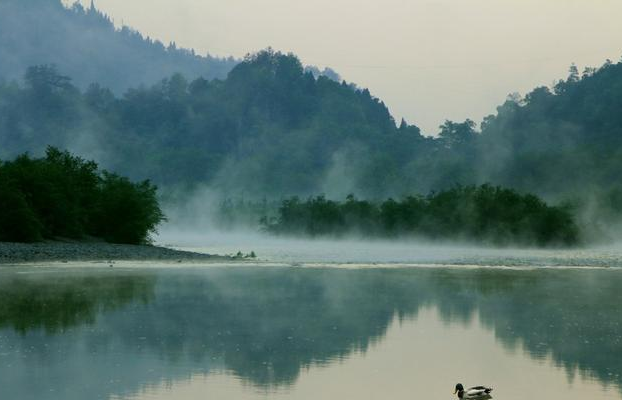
top-left (239, 185), bottom-right (579, 248)
top-left (0, 147), bottom-right (582, 251)
top-left (0, 148), bottom-right (235, 263)
top-left (0, 147), bottom-right (165, 245)
top-left (2, 47), bottom-right (622, 251)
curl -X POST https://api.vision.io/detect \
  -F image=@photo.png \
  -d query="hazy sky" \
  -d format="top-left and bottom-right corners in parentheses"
top-left (66, 0), bottom-right (622, 134)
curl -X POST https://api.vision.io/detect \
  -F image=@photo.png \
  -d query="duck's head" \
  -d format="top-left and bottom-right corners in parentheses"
top-left (454, 383), bottom-right (464, 394)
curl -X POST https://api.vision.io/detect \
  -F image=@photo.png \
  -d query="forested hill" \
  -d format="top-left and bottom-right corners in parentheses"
top-left (2, 44), bottom-right (622, 205)
top-left (0, 49), bottom-right (425, 197)
top-left (476, 60), bottom-right (622, 198)
top-left (0, 0), bottom-right (237, 92)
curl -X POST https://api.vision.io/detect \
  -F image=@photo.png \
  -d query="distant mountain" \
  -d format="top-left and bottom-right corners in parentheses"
top-left (0, 0), bottom-right (237, 92)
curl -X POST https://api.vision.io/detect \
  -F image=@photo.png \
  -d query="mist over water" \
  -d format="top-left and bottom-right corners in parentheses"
top-left (156, 226), bottom-right (622, 268)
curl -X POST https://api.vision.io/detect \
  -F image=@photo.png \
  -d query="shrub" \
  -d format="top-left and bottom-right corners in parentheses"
top-left (90, 173), bottom-right (165, 244)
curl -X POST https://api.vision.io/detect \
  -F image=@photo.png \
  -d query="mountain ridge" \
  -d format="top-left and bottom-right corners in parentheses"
top-left (0, 0), bottom-right (237, 92)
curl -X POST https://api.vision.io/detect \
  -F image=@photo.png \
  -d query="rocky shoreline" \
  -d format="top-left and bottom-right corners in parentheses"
top-left (0, 241), bottom-right (229, 264)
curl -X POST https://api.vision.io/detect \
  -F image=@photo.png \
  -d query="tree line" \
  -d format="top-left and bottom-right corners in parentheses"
top-left (260, 185), bottom-right (579, 247)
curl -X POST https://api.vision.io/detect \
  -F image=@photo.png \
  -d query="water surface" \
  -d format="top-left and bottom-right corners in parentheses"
top-left (1, 241), bottom-right (621, 399)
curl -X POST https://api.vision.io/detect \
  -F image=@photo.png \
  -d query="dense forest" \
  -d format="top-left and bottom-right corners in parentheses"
top-left (0, 0), bottom-right (237, 92)
top-left (0, 50), bottom-right (404, 196)
top-left (2, 46), bottom-right (622, 206)
top-left (260, 185), bottom-right (579, 247)
top-left (0, 148), bottom-right (165, 244)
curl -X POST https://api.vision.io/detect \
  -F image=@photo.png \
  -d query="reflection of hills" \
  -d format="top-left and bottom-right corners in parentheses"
top-left (0, 268), bottom-right (424, 399)
top-left (444, 269), bottom-right (622, 387)
top-left (0, 267), bottom-right (620, 399)
top-left (108, 268), bottom-right (425, 387)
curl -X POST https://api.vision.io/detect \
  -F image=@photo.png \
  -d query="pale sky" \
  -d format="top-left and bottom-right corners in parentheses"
top-left (65, 0), bottom-right (622, 134)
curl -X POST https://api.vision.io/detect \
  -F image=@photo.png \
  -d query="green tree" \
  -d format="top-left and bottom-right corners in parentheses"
top-left (91, 173), bottom-right (165, 244)
top-left (0, 149), bottom-right (165, 244)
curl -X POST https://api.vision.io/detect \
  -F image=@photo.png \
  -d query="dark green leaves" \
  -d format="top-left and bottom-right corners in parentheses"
top-left (262, 185), bottom-right (579, 247)
top-left (0, 148), bottom-right (165, 244)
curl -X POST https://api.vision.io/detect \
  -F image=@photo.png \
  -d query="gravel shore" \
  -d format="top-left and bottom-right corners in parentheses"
top-left (0, 241), bottom-right (229, 264)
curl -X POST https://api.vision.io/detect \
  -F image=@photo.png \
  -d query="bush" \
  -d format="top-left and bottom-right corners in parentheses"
top-left (90, 173), bottom-right (165, 244)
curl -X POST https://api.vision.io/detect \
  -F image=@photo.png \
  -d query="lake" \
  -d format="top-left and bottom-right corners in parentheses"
top-left (1, 236), bottom-right (621, 400)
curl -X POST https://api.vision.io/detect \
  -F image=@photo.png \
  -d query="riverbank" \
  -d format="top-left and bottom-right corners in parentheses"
top-left (0, 241), bottom-right (229, 264)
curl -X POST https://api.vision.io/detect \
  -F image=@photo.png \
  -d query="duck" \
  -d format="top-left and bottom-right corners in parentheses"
top-left (454, 383), bottom-right (493, 399)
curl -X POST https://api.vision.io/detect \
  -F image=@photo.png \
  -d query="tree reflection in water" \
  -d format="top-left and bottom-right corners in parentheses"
top-left (0, 267), bottom-right (620, 400)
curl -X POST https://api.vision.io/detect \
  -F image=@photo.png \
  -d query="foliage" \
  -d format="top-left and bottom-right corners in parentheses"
top-left (262, 185), bottom-right (579, 247)
top-left (90, 173), bottom-right (165, 244)
top-left (0, 147), bottom-right (165, 244)
top-left (475, 59), bottom-right (622, 198)
top-left (2, 41), bottom-right (622, 242)
top-left (0, 49), bottom-right (414, 197)
top-left (4, 49), bottom-right (622, 205)
top-left (0, 182), bottom-right (43, 242)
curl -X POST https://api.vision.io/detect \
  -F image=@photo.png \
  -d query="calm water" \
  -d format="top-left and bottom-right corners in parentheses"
top-left (1, 237), bottom-right (622, 400)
